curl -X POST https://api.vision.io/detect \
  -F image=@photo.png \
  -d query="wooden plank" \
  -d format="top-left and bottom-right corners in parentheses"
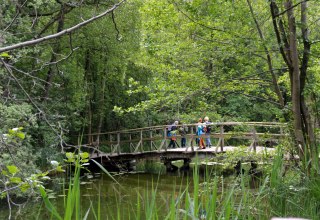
top-left (150, 130), bottom-right (153, 151)
top-left (111, 144), bottom-right (119, 155)
top-left (220, 125), bottom-right (224, 152)
top-left (158, 139), bottom-right (166, 152)
top-left (129, 134), bottom-right (133, 153)
top-left (248, 127), bottom-right (258, 152)
top-left (134, 140), bottom-right (141, 153)
top-left (163, 126), bottom-right (167, 152)
top-left (215, 138), bottom-right (221, 153)
top-left (117, 132), bottom-right (120, 155)
top-left (140, 130), bottom-right (144, 153)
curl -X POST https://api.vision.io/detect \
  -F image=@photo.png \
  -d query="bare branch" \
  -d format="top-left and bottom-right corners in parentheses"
top-left (270, 1), bottom-right (291, 68)
top-left (35, 7), bottom-right (74, 38)
top-left (112, 11), bottom-right (121, 41)
top-left (275, 0), bottom-right (310, 17)
top-left (0, 0), bottom-right (126, 53)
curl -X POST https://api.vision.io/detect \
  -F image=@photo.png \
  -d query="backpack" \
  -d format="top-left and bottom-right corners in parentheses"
top-left (202, 126), bottom-right (207, 133)
top-left (203, 123), bottom-right (211, 133)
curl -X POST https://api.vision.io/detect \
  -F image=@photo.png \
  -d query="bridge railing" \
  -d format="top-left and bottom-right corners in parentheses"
top-left (87, 122), bottom-right (288, 155)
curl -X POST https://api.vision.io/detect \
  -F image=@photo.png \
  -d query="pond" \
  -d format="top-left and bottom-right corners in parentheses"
top-left (0, 161), bottom-right (236, 219)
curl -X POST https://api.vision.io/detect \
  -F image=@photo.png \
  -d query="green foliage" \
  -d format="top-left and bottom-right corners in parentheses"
top-left (213, 146), bottom-right (274, 170)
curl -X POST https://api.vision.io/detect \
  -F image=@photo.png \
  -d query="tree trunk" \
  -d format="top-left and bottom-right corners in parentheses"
top-left (247, 0), bottom-right (284, 108)
top-left (285, 1), bottom-right (305, 157)
top-left (42, 6), bottom-right (65, 101)
top-left (300, 1), bottom-right (317, 162)
top-left (84, 50), bottom-right (93, 144)
top-left (95, 75), bottom-right (107, 146)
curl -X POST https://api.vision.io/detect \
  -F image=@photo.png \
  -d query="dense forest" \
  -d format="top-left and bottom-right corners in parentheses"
top-left (1, 0), bottom-right (320, 218)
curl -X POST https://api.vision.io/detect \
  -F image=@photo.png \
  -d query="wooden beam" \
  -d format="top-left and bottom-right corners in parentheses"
top-left (117, 132), bottom-right (120, 155)
top-left (134, 140), bottom-right (141, 153)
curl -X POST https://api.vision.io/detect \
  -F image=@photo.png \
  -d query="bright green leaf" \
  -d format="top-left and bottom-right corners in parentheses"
top-left (80, 152), bottom-right (89, 159)
top-left (20, 183), bottom-right (30, 193)
top-left (66, 152), bottom-right (74, 159)
top-left (9, 177), bottom-right (22, 184)
top-left (56, 166), bottom-right (65, 172)
top-left (0, 52), bottom-right (11, 58)
top-left (7, 165), bottom-right (19, 175)
top-left (16, 132), bottom-right (25, 139)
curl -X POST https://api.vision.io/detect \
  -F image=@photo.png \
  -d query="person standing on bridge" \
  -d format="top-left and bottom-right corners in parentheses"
top-left (179, 123), bottom-right (188, 147)
top-left (168, 121), bottom-right (178, 148)
top-left (197, 118), bottom-right (205, 149)
top-left (203, 116), bottom-right (212, 148)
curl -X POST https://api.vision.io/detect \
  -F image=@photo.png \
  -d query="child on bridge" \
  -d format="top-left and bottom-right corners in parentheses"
top-left (168, 121), bottom-right (178, 148)
top-left (197, 118), bottom-right (205, 149)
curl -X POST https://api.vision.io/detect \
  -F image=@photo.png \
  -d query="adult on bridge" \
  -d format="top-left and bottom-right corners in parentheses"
top-left (167, 121), bottom-right (179, 149)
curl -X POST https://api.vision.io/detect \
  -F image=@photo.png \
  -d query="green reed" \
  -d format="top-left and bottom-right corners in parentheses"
top-left (39, 148), bottom-right (320, 219)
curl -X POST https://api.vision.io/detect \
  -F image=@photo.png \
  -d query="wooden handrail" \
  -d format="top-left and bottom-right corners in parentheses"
top-left (83, 122), bottom-right (287, 136)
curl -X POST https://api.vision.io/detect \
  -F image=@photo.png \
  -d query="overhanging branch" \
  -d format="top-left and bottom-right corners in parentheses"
top-left (0, 0), bottom-right (126, 53)
top-left (275, 0), bottom-right (310, 17)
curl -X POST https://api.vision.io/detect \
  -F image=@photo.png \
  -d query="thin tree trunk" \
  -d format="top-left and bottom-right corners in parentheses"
top-left (95, 75), bottom-right (107, 146)
top-left (84, 50), bottom-right (93, 144)
top-left (42, 6), bottom-right (65, 101)
top-left (270, 1), bottom-right (291, 68)
top-left (247, 0), bottom-right (284, 108)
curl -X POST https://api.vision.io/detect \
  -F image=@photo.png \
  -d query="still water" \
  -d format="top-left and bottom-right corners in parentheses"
top-left (0, 162), bottom-right (208, 219)
top-left (1, 162), bottom-right (229, 220)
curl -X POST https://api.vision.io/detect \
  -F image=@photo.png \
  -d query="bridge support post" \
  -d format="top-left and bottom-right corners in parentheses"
top-left (140, 130), bottom-right (143, 152)
top-left (117, 132), bottom-right (121, 155)
top-left (180, 158), bottom-right (191, 171)
top-left (163, 126), bottom-right (167, 152)
top-left (216, 125), bottom-right (224, 152)
top-left (163, 159), bottom-right (178, 172)
top-left (126, 159), bottom-right (136, 171)
top-left (249, 128), bottom-right (257, 152)
top-left (150, 130), bottom-right (153, 151)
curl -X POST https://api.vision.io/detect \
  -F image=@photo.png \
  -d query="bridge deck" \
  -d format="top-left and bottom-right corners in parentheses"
top-left (90, 146), bottom-right (274, 162)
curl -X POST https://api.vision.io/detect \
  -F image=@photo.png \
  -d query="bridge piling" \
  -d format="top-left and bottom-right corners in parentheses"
top-left (215, 125), bottom-right (224, 152)
top-left (117, 132), bottom-right (120, 155)
top-left (181, 158), bottom-right (191, 171)
top-left (163, 160), bottom-right (178, 172)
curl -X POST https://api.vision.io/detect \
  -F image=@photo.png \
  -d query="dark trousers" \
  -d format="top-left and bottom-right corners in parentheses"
top-left (168, 139), bottom-right (176, 148)
top-left (181, 137), bottom-right (186, 147)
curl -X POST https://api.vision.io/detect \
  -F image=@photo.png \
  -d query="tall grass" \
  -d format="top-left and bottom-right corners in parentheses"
top-left (40, 149), bottom-right (320, 219)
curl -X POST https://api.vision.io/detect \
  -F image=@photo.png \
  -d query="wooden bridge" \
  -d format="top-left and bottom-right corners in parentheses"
top-left (87, 122), bottom-right (288, 171)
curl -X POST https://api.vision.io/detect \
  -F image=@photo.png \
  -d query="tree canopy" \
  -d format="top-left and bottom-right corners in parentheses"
top-left (1, 0), bottom-right (320, 171)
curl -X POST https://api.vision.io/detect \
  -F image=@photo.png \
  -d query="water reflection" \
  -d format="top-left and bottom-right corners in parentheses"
top-left (0, 161), bottom-right (243, 219)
